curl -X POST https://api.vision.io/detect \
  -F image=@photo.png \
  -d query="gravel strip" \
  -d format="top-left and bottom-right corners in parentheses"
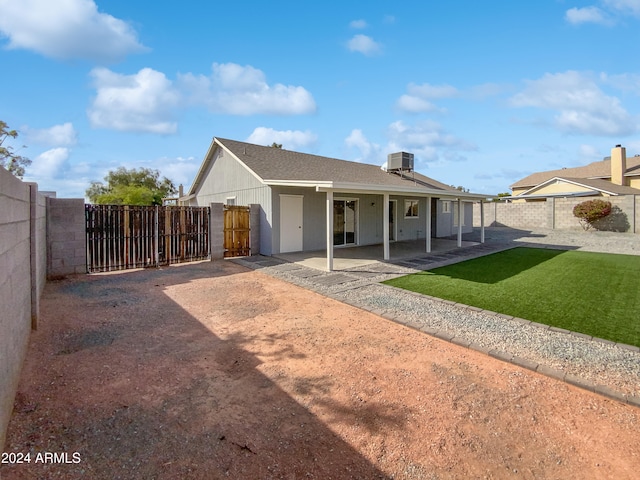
top-left (235, 227), bottom-right (640, 402)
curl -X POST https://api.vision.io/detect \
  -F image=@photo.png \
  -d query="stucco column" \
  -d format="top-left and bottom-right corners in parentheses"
top-left (426, 196), bottom-right (432, 253)
top-left (326, 190), bottom-right (334, 272)
top-left (480, 201), bottom-right (485, 244)
top-left (383, 192), bottom-right (390, 260)
top-left (457, 199), bottom-right (463, 247)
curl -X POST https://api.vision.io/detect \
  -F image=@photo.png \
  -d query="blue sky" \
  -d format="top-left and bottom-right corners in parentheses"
top-left (1, 0), bottom-right (639, 198)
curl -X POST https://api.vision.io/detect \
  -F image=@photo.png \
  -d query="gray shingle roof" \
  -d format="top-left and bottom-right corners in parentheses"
top-left (511, 155), bottom-right (640, 189)
top-left (216, 137), bottom-right (460, 193)
top-left (556, 177), bottom-right (640, 195)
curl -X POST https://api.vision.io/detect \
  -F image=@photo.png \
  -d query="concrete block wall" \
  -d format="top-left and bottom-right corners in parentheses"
top-left (46, 198), bottom-right (86, 277)
top-left (29, 184), bottom-right (47, 329)
top-left (636, 196), bottom-right (640, 234)
top-left (0, 168), bottom-right (47, 449)
top-left (554, 196), bottom-right (636, 232)
top-left (474, 195), bottom-right (639, 233)
top-left (494, 202), bottom-right (549, 228)
top-left (249, 204), bottom-right (261, 255)
top-left (210, 203), bottom-right (224, 259)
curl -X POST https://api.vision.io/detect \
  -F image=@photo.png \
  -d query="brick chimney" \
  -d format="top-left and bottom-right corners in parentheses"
top-left (611, 144), bottom-right (627, 186)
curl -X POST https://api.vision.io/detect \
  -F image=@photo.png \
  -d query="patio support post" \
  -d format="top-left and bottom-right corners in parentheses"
top-left (457, 199), bottom-right (463, 247)
top-left (426, 196), bottom-right (432, 252)
top-left (326, 190), bottom-right (334, 271)
top-left (383, 192), bottom-right (390, 260)
top-left (480, 201), bottom-right (485, 243)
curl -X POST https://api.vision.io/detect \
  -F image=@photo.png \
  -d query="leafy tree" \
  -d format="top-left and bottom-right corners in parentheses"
top-left (492, 192), bottom-right (511, 202)
top-left (573, 199), bottom-right (612, 231)
top-left (0, 120), bottom-right (32, 178)
top-left (269, 142), bottom-right (283, 148)
top-left (87, 167), bottom-right (176, 205)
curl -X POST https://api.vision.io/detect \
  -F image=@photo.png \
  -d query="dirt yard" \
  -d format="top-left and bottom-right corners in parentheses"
top-left (2, 260), bottom-right (639, 479)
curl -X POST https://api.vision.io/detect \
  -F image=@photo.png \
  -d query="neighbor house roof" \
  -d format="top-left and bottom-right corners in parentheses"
top-left (511, 155), bottom-right (640, 190)
top-left (514, 176), bottom-right (640, 199)
top-left (189, 137), bottom-right (489, 200)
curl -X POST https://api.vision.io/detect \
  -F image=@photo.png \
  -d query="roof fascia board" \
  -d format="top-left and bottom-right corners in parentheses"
top-left (509, 190), bottom-right (599, 199)
top-left (264, 179), bottom-right (334, 188)
top-left (315, 182), bottom-right (488, 200)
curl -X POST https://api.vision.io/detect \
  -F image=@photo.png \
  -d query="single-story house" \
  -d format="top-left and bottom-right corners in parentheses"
top-left (182, 137), bottom-right (491, 270)
top-left (510, 145), bottom-right (640, 202)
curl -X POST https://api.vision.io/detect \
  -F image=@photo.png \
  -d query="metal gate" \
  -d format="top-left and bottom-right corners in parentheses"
top-left (224, 205), bottom-right (250, 257)
top-left (86, 205), bottom-right (210, 273)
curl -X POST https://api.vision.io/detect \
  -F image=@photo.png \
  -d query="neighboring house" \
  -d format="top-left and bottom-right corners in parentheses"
top-left (510, 145), bottom-right (640, 201)
top-left (183, 137), bottom-right (490, 270)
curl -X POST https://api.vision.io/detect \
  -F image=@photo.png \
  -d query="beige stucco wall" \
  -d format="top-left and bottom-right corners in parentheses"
top-left (531, 181), bottom-right (598, 195)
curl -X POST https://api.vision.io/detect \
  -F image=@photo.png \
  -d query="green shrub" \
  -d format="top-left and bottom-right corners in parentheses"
top-left (573, 199), bottom-right (612, 230)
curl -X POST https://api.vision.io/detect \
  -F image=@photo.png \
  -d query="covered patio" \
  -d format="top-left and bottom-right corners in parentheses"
top-left (275, 237), bottom-right (479, 271)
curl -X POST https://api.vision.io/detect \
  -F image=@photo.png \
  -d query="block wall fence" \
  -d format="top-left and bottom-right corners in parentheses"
top-left (2, 192), bottom-right (261, 448)
top-left (474, 195), bottom-right (639, 233)
top-left (1, 169), bottom-right (46, 448)
top-left (0, 168), bottom-right (86, 449)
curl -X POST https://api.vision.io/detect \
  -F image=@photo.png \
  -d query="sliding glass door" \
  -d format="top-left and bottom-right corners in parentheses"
top-left (333, 199), bottom-right (357, 246)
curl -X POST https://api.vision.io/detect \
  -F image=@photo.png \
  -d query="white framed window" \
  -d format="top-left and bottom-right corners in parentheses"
top-left (404, 199), bottom-right (419, 218)
top-left (441, 200), bottom-right (451, 213)
top-left (226, 197), bottom-right (236, 206)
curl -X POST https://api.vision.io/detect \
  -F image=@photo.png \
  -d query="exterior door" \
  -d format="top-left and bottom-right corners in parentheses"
top-left (333, 199), bottom-right (357, 246)
top-left (280, 195), bottom-right (303, 253)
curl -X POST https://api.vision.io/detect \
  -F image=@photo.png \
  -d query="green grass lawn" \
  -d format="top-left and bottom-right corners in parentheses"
top-left (383, 247), bottom-right (640, 347)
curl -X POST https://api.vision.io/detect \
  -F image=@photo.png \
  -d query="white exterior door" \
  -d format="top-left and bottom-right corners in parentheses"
top-left (280, 195), bottom-right (303, 253)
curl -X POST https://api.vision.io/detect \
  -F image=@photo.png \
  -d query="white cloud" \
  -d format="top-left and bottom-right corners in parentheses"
top-left (407, 83), bottom-right (459, 99)
top-left (396, 95), bottom-right (441, 113)
top-left (246, 127), bottom-right (318, 150)
top-left (565, 7), bottom-right (610, 25)
top-left (345, 129), bottom-right (380, 162)
top-left (396, 83), bottom-right (458, 113)
top-left (386, 120), bottom-right (476, 163)
top-left (87, 67), bottom-right (180, 134)
top-left (604, 0), bottom-right (640, 15)
top-left (509, 71), bottom-right (636, 136)
top-left (565, 1), bottom-right (640, 25)
top-left (345, 122), bottom-right (475, 166)
top-left (0, 0), bottom-right (147, 62)
top-left (31, 147), bottom-right (69, 178)
top-left (152, 156), bottom-right (199, 189)
top-left (25, 123), bottom-right (77, 146)
top-left (349, 19), bottom-right (367, 29)
top-left (347, 34), bottom-right (382, 56)
top-left (87, 63), bottom-right (316, 134)
top-left (600, 72), bottom-right (640, 94)
top-left (179, 63), bottom-right (316, 115)
top-left (577, 144), bottom-right (603, 158)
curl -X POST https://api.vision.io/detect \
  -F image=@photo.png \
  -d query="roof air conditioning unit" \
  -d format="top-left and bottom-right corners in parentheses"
top-left (387, 152), bottom-right (414, 172)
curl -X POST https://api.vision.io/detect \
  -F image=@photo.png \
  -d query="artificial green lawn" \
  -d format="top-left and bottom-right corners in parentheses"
top-left (383, 247), bottom-right (640, 347)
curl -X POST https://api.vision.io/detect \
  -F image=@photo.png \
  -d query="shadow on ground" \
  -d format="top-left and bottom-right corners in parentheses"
top-left (2, 261), bottom-right (389, 480)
